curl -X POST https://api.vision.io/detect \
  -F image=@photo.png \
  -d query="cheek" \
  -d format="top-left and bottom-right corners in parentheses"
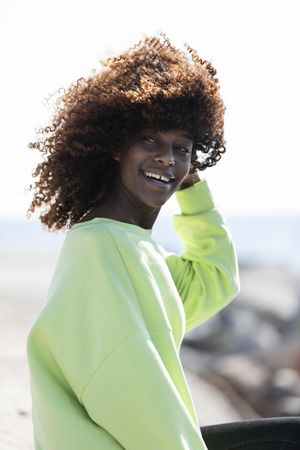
top-left (180, 159), bottom-right (192, 179)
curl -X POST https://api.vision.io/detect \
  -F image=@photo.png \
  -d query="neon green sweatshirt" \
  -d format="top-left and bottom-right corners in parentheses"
top-left (27, 180), bottom-right (240, 450)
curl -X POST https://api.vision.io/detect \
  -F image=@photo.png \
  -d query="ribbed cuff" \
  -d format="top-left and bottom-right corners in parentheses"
top-left (175, 180), bottom-right (215, 215)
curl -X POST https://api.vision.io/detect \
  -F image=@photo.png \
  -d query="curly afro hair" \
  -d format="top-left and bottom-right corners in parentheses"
top-left (27, 32), bottom-right (226, 231)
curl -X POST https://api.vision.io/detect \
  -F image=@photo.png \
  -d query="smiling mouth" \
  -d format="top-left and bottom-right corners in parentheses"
top-left (143, 170), bottom-right (175, 185)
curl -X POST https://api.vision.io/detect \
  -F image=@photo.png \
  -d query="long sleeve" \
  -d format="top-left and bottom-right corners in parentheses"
top-left (163, 179), bottom-right (240, 335)
top-left (81, 328), bottom-right (207, 450)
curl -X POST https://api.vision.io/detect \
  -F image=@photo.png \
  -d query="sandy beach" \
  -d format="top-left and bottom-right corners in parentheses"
top-left (1, 247), bottom-right (299, 450)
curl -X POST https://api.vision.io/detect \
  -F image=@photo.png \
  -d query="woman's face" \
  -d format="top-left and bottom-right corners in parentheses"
top-left (113, 129), bottom-right (193, 209)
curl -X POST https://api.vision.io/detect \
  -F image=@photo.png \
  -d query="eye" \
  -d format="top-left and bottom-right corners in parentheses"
top-left (176, 145), bottom-right (192, 155)
top-left (142, 136), bottom-right (157, 144)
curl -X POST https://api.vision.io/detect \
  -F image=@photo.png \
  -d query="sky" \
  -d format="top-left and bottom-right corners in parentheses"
top-left (0, 0), bottom-right (299, 220)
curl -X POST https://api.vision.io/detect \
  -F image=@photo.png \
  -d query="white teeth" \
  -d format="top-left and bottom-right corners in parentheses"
top-left (144, 171), bottom-right (171, 183)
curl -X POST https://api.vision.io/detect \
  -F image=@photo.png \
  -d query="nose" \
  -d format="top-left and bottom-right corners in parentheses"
top-left (153, 146), bottom-right (175, 167)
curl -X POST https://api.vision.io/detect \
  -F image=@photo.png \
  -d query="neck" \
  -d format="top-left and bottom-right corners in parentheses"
top-left (88, 180), bottom-right (161, 229)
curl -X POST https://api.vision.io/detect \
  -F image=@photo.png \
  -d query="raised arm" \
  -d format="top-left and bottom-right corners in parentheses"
top-left (161, 179), bottom-right (240, 335)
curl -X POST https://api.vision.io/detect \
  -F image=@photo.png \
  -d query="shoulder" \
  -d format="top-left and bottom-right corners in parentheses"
top-left (58, 221), bottom-right (119, 267)
top-left (67, 220), bottom-right (115, 247)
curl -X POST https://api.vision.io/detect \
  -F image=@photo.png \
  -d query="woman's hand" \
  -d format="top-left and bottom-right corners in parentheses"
top-left (178, 166), bottom-right (201, 190)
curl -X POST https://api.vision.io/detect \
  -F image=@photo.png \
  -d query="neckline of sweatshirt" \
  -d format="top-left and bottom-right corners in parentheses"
top-left (69, 180), bottom-right (207, 238)
top-left (71, 217), bottom-right (153, 237)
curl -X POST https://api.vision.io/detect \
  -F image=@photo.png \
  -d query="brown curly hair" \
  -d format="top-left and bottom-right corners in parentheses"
top-left (27, 32), bottom-right (226, 231)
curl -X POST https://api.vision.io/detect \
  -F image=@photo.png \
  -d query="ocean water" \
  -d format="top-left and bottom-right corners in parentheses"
top-left (1, 215), bottom-right (299, 274)
top-left (153, 214), bottom-right (300, 274)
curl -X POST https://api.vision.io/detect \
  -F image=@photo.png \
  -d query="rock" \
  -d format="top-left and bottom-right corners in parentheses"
top-left (214, 355), bottom-right (272, 392)
top-left (273, 368), bottom-right (300, 394)
top-left (183, 368), bottom-right (248, 425)
top-left (238, 265), bottom-right (300, 323)
top-left (279, 396), bottom-right (300, 415)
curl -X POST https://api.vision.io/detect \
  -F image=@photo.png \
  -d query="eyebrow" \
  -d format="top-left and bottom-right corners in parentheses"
top-left (182, 132), bottom-right (193, 141)
top-left (141, 129), bottom-right (193, 142)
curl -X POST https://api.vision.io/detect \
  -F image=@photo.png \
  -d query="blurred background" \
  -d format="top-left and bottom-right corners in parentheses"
top-left (0, 0), bottom-right (299, 448)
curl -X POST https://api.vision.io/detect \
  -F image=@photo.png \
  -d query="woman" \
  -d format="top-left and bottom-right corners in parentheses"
top-left (26, 34), bottom-right (300, 450)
